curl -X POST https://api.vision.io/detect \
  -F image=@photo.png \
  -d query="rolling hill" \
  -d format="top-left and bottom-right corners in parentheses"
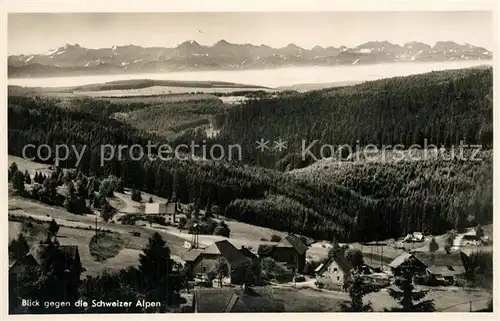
top-left (7, 68), bottom-right (493, 242)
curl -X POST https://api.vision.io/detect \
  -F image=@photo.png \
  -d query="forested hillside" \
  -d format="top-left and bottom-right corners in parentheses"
top-left (8, 68), bottom-right (493, 242)
top-left (218, 68), bottom-right (493, 168)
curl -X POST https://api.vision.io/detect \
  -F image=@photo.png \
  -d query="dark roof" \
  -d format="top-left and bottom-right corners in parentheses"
top-left (333, 255), bottom-right (353, 273)
top-left (204, 240), bottom-right (251, 269)
top-left (389, 252), bottom-right (413, 268)
top-left (257, 244), bottom-right (275, 256)
top-left (413, 251), bottom-right (467, 269)
top-left (427, 265), bottom-right (465, 276)
top-left (29, 244), bottom-right (79, 263)
top-left (389, 251), bottom-right (467, 272)
top-left (298, 235), bottom-right (315, 246)
top-left (9, 254), bottom-right (39, 271)
top-left (224, 294), bottom-right (249, 312)
top-left (182, 249), bottom-right (204, 262)
top-left (277, 234), bottom-right (308, 254)
top-left (239, 247), bottom-right (258, 260)
top-left (319, 254), bottom-right (353, 274)
top-left (10, 244), bottom-right (81, 273)
top-left (194, 287), bottom-right (286, 313)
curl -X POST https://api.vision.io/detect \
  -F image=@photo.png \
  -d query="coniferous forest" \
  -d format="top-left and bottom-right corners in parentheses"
top-left (8, 67), bottom-right (493, 242)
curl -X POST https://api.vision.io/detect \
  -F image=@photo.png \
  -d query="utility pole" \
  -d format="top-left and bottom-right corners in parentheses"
top-left (95, 213), bottom-right (98, 236)
top-left (381, 243), bottom-right (384, 270)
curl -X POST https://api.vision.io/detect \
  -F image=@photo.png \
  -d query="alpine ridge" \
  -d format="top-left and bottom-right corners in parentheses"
top-left (8, 40), bottom-right (492, 78)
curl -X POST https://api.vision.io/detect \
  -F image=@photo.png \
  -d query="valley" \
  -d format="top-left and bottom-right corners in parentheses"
top-left (7, 66), bottom-right (493, 313)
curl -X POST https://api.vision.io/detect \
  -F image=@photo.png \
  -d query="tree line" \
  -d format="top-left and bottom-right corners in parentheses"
top-left (7, 67), bottom-right (493, 242)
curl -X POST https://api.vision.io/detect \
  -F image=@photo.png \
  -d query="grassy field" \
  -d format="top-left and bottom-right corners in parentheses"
top-left (7, 155), bottom-right (291, 273)
top-left (366, 286), bottom-right (491, 312)
top-left (89, 233), bottom-right (126, 262)
top-left (8, 79), bottom-right (270, 94)
top-left (274, 287), bottom-right (347, 312)
top-left (274, 282), bottom-right (491, 312)
top-left (83, 93), bottom-right (220, 103)
top-left (75, 85), bottom-right (270, 97)
top-left (8, 155), bottom-right (57, 177)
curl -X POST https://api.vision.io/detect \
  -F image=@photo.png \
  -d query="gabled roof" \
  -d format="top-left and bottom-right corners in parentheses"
top-left (318, 254), bottom-right (353, 275)
top-left (182, 249), bottom-right (204, 262)
top-left (333, 255), bottom-right (353, 273)
top-left (11, 244), bottom-right (81, 273)
top-left (413, 251), bottom-right (467, 269)
top-left (29, 244), bottom-right (80, 264)
top-left (9, 254), bottom-right (39, 271)
top-left (224, 293), bottom-right (249, 312)
top-left (427, 265), bottom-right (465, 276)
top-left (388, 251), bottom-right (467, 273)
top-left (194, 287), bottom-right (286, 313)
top-left (277, 234), bottom-right (308, 254)
top-left (239, 247), bottom-right (258, 260)
top-left (388, 252), bottom-right (413, 269)
top-left (204, 240), bottom-right (250, 269)
top-left (314, 263), bottom-right (325, 273)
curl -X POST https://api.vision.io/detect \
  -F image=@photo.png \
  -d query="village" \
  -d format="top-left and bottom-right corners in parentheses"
top-left (7, 157), bottom-right (493, 313)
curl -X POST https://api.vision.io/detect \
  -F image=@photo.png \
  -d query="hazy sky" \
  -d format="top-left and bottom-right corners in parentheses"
top-left (8, 12), bottom-right (494, 55)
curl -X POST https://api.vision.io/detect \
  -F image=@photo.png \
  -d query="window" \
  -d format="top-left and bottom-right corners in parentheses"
top-left (333, 268), bottom-right (338, 272)
top-left (337, 276), bottom-right (340, 281)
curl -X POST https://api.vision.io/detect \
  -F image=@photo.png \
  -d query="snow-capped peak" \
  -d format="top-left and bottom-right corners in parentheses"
top-left (45, 48), bottom-right (60, 56)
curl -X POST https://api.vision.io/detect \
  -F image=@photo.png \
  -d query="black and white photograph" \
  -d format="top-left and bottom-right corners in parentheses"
top-left (5, 5), bottom-right (495, 315)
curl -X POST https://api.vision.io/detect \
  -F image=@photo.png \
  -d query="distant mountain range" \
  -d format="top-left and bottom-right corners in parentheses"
top-left (8, 40), bottom-right (493, 78)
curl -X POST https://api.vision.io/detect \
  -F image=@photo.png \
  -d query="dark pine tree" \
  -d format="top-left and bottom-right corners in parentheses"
top-left (48, 219), bottom-right (60, 237)
top-left (8, 233), bottom-right (30, 261)
top-left (385, 260), bottom-right (435, 312)
top-left (138, 232), bottom-right (179, 311)
top-left (8, 162), bottom-right (18, 181)
top-left (12, 170), bottom-right (26, 195)
top-left (340, 271), bottom-right (374, 312)
top-left (101, 200), bottom-right (116, 223)
top-left (24, 171), bottom-right (32, 184)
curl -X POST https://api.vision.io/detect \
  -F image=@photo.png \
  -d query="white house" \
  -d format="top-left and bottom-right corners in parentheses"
top-left (144, 202), bottom-right (178, 224)
top-left (315, 254), bottom-right (353, 290)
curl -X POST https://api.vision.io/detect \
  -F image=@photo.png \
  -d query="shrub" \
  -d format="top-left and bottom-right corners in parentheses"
top-left (121, 214), bottom-right (140, 225)
top-left (131, 188), bottom-right (142, 202)
top-left (270, 234), bottom-right (282, 242)
top-left (315, 280), bottom-right (324, 289)
top-left (213, 221), bottom-right (230, 237)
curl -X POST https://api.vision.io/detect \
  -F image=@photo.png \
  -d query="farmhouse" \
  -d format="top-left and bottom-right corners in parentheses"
top-left (144, 202), bottom-right (178, 224)
top-left (257, 233), bottom-right (308, 273)
top-left (9, 244), bottom-right (83, 277)
top-left (193, 286), bottom-right (286, 312)
top-left (402, 232), bottom-right (425, 243)
top-left (182, 240), bottom-right (251, 285)
top-left (315, 254), bottom-right (353, 290)
top-left (389, 250), bottom-right (467, 283)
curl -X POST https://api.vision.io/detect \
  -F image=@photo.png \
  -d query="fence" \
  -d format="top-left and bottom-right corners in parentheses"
top-left (439, 298), bottom-right (492, 312)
